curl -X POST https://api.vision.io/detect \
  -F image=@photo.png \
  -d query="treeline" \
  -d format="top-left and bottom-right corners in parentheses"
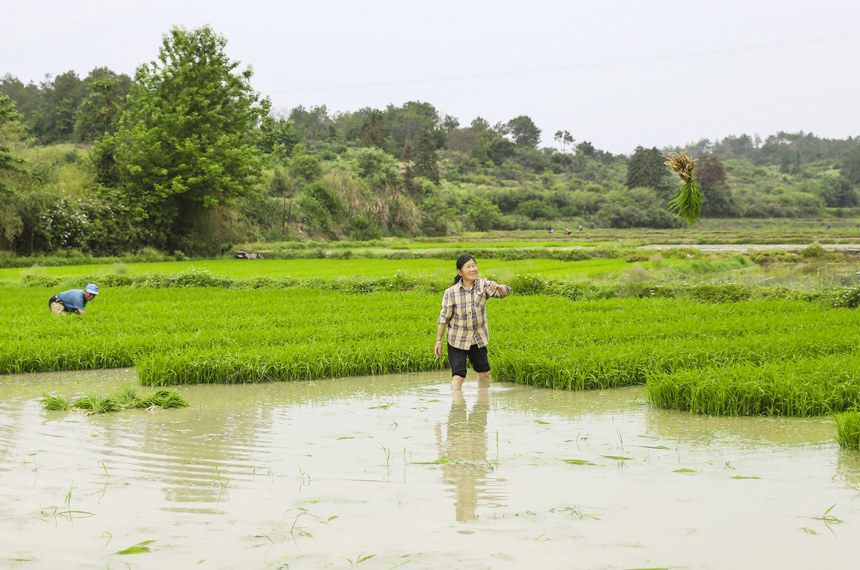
top-left (672, 132), bottom-right (860, 169)
top-left (0, 69), bottom-right (132, 144)
top-left (3, 24), bottom-right (860, 258)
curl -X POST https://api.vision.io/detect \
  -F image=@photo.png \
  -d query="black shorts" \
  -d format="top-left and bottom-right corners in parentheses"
top-left (447, 343), bottom-right (490, 378)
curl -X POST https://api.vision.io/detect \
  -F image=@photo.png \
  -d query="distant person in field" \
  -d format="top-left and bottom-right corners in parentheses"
top-left (565, 228), bottom-right (572, 235)
top-left (578, 224), bottom-right (583, 232)
top-left (434, 255), bottom-right (511, 391)
top-left (49, 284), bottom-right (99, 315)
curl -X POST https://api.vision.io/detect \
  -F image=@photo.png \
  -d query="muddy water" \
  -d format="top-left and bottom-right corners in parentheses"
top-left (1, 370), bottom-right (858, 570)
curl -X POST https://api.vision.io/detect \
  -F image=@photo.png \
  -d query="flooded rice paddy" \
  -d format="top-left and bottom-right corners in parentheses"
top-left (1, 369), bottom-right (859, 569)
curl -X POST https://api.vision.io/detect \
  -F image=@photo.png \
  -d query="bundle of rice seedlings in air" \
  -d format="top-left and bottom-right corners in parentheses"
top-left (137, 389), bottom-right (190, 411)
top-left (40, 393), bottom-right (71, 411)
top-left (73, 394), bottom-right (118, 414)
top-left (664, 150), bottom-right (702, 226)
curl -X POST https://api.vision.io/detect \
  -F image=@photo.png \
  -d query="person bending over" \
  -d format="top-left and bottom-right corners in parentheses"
top-left (49, 283), bottom-right (99, 315)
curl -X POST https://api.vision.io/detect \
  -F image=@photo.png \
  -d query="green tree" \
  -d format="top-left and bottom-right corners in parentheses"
top-left (33, 71), bottom-right (86, 143)
top-left (291, 153), bottom-right (323, 185)
top-left (94, 25), bottom-right (271, 252)
top-left (575, 141), bottom-right (595, 157)
top-left (259, 117), bottom-right (299, 156)
top-left (0, 74), bottom-right (41, 122)
top-left (73, 68), bottom-right (132, 142)
top-left (288, 105), bottom-right (333, 142)
top-left (626, 146), bottom-right (672, 198)
top-left (360, 110), bottom-right (387, 150)
top-left (820, 175), bottom-right (858, 208)
top-left (470, 117), bottom-right (490, 133)
top-left (506, 115), bottom-right (541, 148)
top-left (384, 101), bottom-right (439, 148)
top-left (697, 154), bottom-right (737, 217)
top-left (413, 124), bottom-right (440, 184)
top-left (482, 134), bottom-right (515, 166)
top-left (554, 130), bottom-right (574, 153)
top-left (841, 147), bottom-right (860, 186)
top-left (0, 94), bottom-right (26, 195)
top-left (466, 197), bottom-right (503, 231)
top-left (400, 141), bottom-right (417, 194)
top-left (348, 147), bottom-right (399, 190)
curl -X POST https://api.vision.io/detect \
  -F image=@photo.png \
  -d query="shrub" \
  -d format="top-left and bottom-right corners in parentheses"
top-left (800, 242), bottom-right (826, 259)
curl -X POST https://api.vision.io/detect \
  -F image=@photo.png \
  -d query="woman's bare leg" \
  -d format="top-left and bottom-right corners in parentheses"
top-left (477, 371), bottom-right (491, 388)
top-left (451, 375), bottom-right (466, 391)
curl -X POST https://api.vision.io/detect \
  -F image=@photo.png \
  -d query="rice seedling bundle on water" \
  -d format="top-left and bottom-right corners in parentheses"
top-left (39, 387), bottom-right (189, 414)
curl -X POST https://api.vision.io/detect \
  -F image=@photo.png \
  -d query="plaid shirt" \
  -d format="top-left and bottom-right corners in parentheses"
top-left (437, 278), bottom-right (510, 349)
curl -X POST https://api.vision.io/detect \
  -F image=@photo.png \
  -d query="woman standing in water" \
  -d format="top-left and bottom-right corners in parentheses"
top-left (434, 255), bottom-right (511, 391)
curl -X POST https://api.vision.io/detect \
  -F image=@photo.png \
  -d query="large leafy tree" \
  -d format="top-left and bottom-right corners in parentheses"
top-left (626, 146), bottom-right (673, 198)
top-left (506, 115), bottom-right (541, 148)
top-left (842, 146), bottom-right (860, 187)
top-left (95, 25), bottom-right (271, 251)
top-left (697, 154), bottom-right (737, 217)
top-left (73, 68), bottom-right (132, 142)
top-left (413, 124), bottom-right (440, 184)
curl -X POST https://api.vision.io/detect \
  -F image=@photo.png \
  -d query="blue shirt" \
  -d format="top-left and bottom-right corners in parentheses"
top-left (57, 289), bottom-right (88, 312)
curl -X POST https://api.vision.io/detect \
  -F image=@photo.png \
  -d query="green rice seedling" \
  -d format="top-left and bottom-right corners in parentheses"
top-left (136, 389), bottom-right (189, 410)
top-left (114, 540), bottom-right (156, 555)
top-left (834, 410), bottom-right (860, 450)
top-left (110, 384), bottom-right (140, 408)
top-left (39, 393), bottom-right (70, 411)
top-left (648, 354), bottom-right (860, 417)
top-left (73, 394), bottom-right (118, 414)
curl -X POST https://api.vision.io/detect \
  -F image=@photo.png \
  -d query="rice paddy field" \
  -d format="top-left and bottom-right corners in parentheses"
top-left (3, 283), bottom-right (860, 427)
top-left (4, 251), bottom-right (860, 568)
top-left (0, 257), bottom-right (646, 282)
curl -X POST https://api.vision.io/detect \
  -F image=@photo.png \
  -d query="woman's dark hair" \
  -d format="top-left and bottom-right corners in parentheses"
top-left (453, 254), bottom-right (476, 284)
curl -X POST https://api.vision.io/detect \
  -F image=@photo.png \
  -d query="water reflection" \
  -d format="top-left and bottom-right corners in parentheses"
top-left (436, 390), bottom-right (505, 521)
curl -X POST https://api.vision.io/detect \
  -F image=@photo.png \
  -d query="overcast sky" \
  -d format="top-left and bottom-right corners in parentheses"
top-left (3, 0), bottom-right (859, 154)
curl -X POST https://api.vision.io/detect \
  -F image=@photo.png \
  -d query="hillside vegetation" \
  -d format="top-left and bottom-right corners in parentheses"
top-left (3, 25), bottom-right (860, 257)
